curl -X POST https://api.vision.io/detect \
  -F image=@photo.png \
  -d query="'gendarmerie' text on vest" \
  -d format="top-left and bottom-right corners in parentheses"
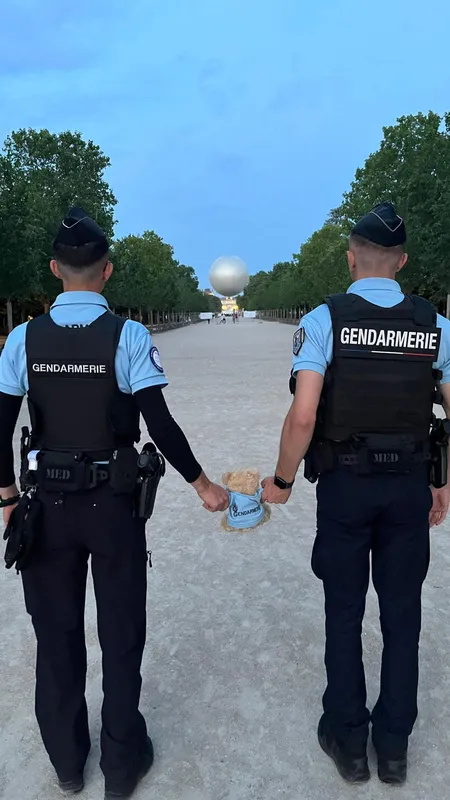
top-left (31, 363), bottom-right (107, 374)
top-left (340, 327), bottom-right (438, 351)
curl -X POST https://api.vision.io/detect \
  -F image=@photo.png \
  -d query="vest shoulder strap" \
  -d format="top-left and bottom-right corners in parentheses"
top-left (407, 294), bottom-right (437, 327)
top-left (27, 313), bottom-right (53, 334)
top-left (325, 293), bottom-right (361, 321)
top-left (27, 309), bottom-right (126, 343)
top-left (325, 293), bottom-right (355, 310)
top-left (325, 292), bottom-right (437, 327)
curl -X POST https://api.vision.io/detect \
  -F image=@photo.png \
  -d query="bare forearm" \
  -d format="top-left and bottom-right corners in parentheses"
top-left (191, 471), bottom-right (212, 492)
top-left (275, 409), bottom-right (315, 481)
top-left (444, 401), bottom-right (450, 484)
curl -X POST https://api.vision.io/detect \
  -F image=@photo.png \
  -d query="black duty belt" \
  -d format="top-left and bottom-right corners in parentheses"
top-left (334, 438), bottom-right (429, 475)
top-left (87, 464), bottom-right (110, 488)
top-left (305, 435), bottom-right (431, 482)
top-left (27, 453), bottom-right (111, 493)
top-left (337, 451), bottom-right (428, 467)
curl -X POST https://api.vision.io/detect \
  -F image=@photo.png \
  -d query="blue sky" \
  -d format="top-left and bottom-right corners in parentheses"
top-left (1, 0), bottom-right (449, 288)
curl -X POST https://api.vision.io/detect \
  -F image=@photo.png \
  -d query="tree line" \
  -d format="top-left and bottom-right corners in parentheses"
top-left (0, 128), bottom-right (221, 334)
top-left (238, 112), bottom-right (450, 316)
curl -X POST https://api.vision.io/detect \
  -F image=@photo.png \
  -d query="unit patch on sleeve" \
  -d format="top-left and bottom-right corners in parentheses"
top-left (150, 346), bottom-right (164, 373)
top-left (293, 327), bottom-right (305, 356)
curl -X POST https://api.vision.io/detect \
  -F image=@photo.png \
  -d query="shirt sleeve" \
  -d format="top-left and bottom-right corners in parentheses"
top-left (436, 314), bottom-right (450, 384)
top-left (292, 306), bottom-right (332, 376)
top-left (0, 392), bottom-right (23, 485)
top-left (134, 386), bottom-right (202, 483)
top-left (116, 321), bottom-right (168, 394)
top-left (0, 325), bottom-right (27, 396)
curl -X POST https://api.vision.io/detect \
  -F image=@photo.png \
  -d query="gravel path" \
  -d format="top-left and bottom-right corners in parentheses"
top-left (2, 318), bottom-right (450, 800)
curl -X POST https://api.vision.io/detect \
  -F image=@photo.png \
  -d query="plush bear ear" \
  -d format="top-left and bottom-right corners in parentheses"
top-left (222, 472), bottom-right (231, 485)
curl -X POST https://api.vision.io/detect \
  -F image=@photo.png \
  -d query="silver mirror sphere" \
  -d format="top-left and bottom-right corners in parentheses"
top-left (209, 256), bottom-right (249, 297)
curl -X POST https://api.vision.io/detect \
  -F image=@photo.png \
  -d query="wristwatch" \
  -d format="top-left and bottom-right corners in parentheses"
top-left (0, 494), bottom-right (20, 509)
top-left (274, 476), bottom-right (295, 490)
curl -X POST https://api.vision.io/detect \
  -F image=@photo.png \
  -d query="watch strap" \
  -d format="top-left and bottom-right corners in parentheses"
top-left (274, 476), bottom-right (294, 490)
top-left (0, 494), bottom-right (20, 509)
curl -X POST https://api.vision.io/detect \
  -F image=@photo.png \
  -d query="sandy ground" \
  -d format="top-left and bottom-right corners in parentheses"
top-left (1, 318), bottom-right (450, 800)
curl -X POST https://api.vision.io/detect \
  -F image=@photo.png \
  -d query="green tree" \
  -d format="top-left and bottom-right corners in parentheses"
top-left (205, 293), bottom-right (222, 313)
top-left (249, 111), bottom-right (450, 316)
top-left (239, 271), bottom-right (272, 310)
top-left (107, 233), bottom-right (210, 319)
top-left (240, 229), bottom-right (348, 313)
top-left (0, 128), bottom-right (211, 331)
top-left (0, 154), bottom-right (41, 328)
top-left (174, 265), bottom-right (202, 312)
top-left (292, 223), bottom-right (348, 308)
top-left (107, 231), bottom-right (180, 318)
top-left (0, 128), bottom-right (116, 316)
top-left (331, 111), bottom-right (450, 307)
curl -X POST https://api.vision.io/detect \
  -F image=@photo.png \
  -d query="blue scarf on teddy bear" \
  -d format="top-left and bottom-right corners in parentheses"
top-left (227, 488), bottom-right (264, 530)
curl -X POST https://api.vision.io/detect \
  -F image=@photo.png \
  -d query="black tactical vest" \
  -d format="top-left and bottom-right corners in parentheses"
top-left (26, 311), bottom-right (141, 458)
top-left (316, 293), bottom-right (441, 444)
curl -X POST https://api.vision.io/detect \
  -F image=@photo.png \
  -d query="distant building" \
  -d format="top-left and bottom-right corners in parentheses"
top-left (203, 288), bottom-right (214, 295)
top-left (221, 297), bottom-right (238, 314)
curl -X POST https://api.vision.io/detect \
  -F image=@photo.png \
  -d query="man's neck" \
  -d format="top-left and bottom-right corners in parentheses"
top-left (352, 270), bottom-right (397, 282)
top-left (61, 284), bottom-right (103, 294)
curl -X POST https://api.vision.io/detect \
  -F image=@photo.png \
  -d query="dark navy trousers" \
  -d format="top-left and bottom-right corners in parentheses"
top-left (21, 485), bottom-right (149, 784)
top-left (312, 467), bottom-right (431, 756)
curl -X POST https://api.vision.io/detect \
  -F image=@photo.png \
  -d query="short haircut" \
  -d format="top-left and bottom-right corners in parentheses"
top-left (349, 233), bottom-right (404, 264)
top-left (53, 241), bottom-right (109, 269)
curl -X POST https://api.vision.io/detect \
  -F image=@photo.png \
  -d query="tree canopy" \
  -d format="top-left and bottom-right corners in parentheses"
top-left (2, 113), bottom-right (449, 329)
top-left (0, 128), bottom-right (219, 331)
top-left (240, 111), bottom-right (450, 313)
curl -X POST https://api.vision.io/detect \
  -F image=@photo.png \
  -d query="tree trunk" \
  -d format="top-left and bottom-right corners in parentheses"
top-left (138, 307), bottom-right (143, 323)
top-left (128, 308), bottom-right (131, 319)
top-left (446, 294), bottom-right (450, 320)
top-left (44, 301), bottom-right (50, 314)
top-left (6, 300), bottom-right (13, 333)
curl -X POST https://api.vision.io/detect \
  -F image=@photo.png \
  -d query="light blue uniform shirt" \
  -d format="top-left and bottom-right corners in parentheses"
top-left (0, 292), bottom-right (168, 396)
top-left (293, 278), bottom-right (450, 384)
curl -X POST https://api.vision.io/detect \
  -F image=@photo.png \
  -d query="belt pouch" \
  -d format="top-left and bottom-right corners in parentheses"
top-left (37, 452), bottom-right (91, 492)
top-left (109, 448), bottom-right (139, 494)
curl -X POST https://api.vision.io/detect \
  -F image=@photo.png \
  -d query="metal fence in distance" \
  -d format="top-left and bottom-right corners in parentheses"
top-left (256, 308), bottom-right (307, 325)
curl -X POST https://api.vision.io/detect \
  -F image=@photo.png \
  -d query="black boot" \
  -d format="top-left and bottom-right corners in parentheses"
top-left (377, 753), bottom-right (407, 785)
top-left (372, 730), bottom-right (408, 785)
top-left (104, 737), bottom-right (154, 799)
top-left (318, 715), bottom-right (370, 783)
top-left (57, 773), bottom-right (84, 794)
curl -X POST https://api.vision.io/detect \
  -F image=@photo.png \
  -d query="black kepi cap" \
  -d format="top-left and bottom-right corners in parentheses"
top-left (53, 206), bottom-right (109, 253)
top-left (351, 202), bottom-right (406, 247)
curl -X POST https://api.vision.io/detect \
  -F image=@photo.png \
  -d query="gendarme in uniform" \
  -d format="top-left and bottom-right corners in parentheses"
top-left (0, 208), bottom-right (228, 799)
top-left (292, 203), bottom-right (450, 784)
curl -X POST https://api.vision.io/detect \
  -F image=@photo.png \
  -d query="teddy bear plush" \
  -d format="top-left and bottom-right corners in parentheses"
top-left (221, 469), bottom-right (270, 532)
